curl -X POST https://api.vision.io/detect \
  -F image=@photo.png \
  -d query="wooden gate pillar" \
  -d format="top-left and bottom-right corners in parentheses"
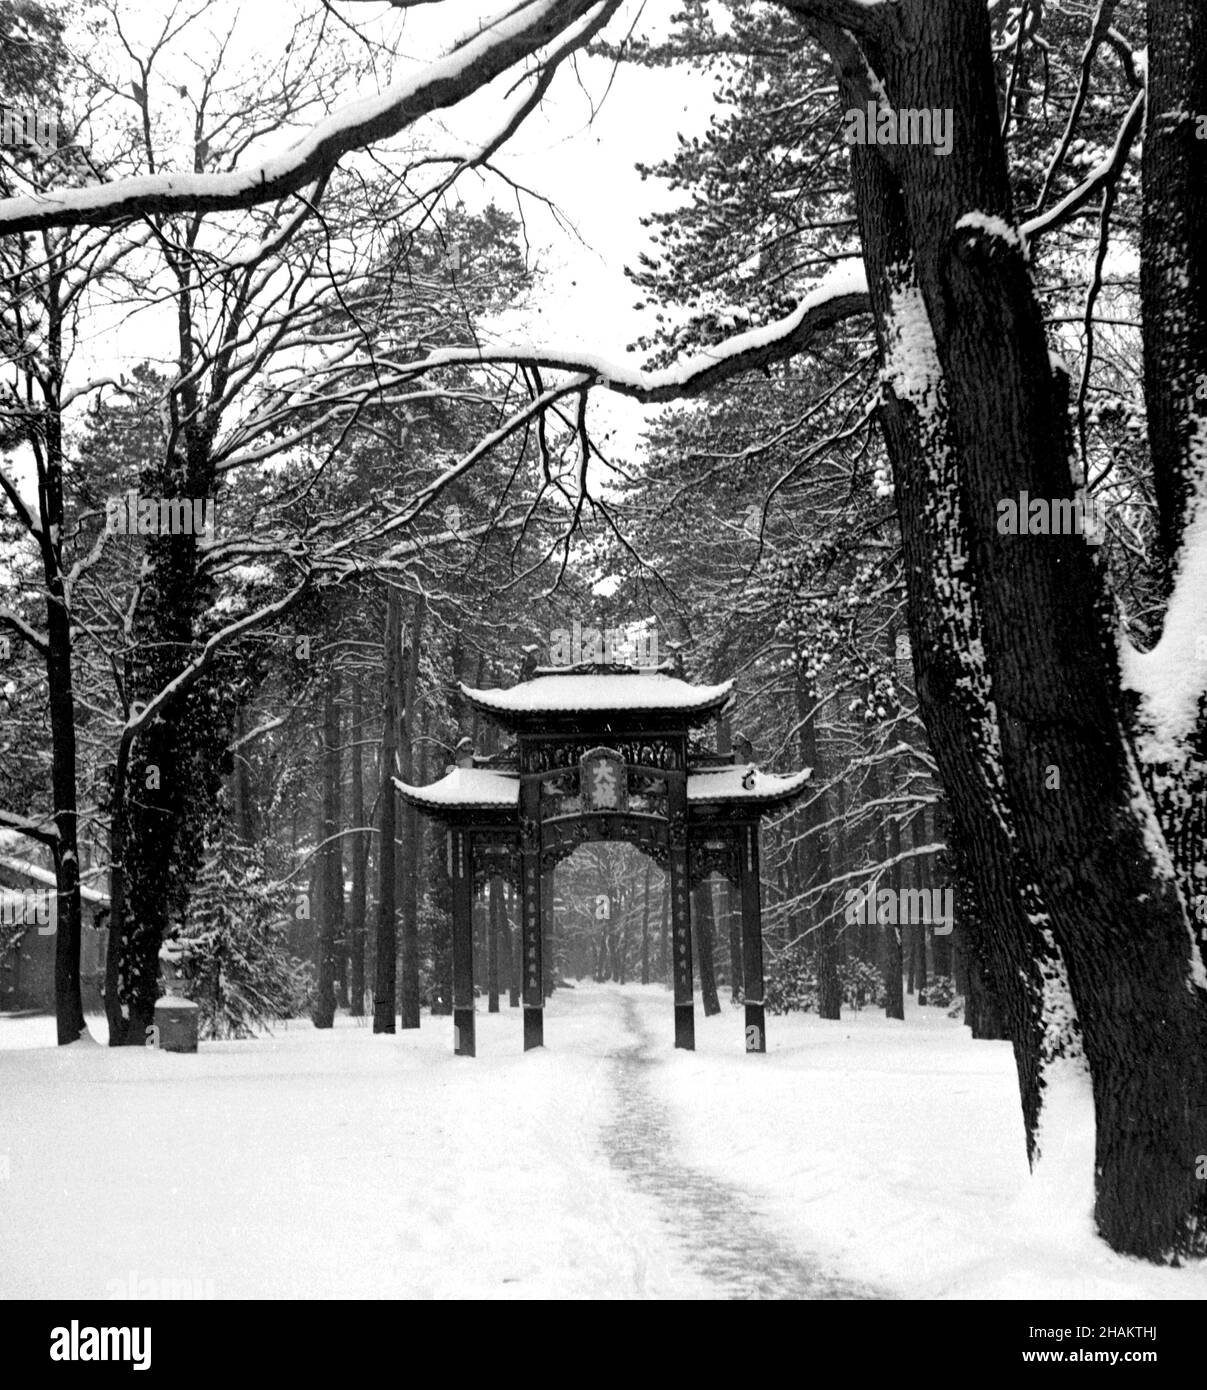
top-left (520, 783), bottom-right (544, 1050)
top-left (740, 823), bottom-right (766, 1053)
top-left (541, 866), bottom-right (555, 1001)
top-left (668, 778), bottom-right (695, 1050)
top-left (450, 827), bottom-right (475, 1056)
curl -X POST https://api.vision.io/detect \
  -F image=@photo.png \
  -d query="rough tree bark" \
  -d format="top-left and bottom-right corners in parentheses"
top-left (312, 670), bottom-right (341, 1029)
top-left (813, 0), bottom-right (1207, 1257)
top-left (398, 596), bottom-right (425, 1029)
top-left (373, 589), bottom-right (402, 1033)
top-left (488, 874), bottom-right (503, 1013)
top-left (38, 327), bottom-right (86, 1044)
top-left (877, 761), bottom-right (905, 1021)
top-left (691, 879), bottom-right (722, 1016)
top-left (797, 669), bottom-right (840, 1019)
top-left (349, 679), bottom-right (367, 1016)
top-left (640, 858), bottom-right (652, 986)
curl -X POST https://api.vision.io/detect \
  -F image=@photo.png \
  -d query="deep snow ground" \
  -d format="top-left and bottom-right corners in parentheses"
top-left (2, 984), bottom-right (1205, 1300)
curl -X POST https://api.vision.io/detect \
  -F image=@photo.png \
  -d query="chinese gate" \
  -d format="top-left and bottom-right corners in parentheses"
top-left (395, 658), bottom-right (811, 1055)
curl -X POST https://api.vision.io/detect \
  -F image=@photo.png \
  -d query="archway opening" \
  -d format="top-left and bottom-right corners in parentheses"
top-left (553, 841), bottom-right (667, 987)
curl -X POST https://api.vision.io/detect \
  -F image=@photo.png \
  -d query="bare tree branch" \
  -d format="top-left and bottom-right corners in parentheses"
top-left (0, 0), bottom-right (622, 235)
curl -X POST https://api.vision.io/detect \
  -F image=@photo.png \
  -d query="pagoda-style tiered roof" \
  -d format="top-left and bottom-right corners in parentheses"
top-left (460, 663), bottom-right (732, 731)
top-left (393, 662), bottom-right (814, 819)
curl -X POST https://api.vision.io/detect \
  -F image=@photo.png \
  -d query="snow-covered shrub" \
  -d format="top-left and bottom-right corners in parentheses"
top-left (765, 940), bottom-right (816, 1014)
top-left (0, 902), bottom-right (22, 969)
top-left (174, 838), bottom-right (311, 1038)
top-left (925, 973), bottom-right (956, 1007)
top-left (840, 958), bottom-right (885, 1009)
top-left (418, 898), bottom-right (449, 1011)
top-left (767, 951), bottom-right (892, 1014)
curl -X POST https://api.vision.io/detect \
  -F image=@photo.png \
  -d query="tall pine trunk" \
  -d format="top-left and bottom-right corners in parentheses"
top-left (797, 669), bottom-right (840, 1019)
top-left (312, 670), bottom-right (341, 1029)
top-left (349, 679), bottom-right (367, 1016)
top-left (488, 875), bottom-right (503, 1013)
top-left (878, 761), bottom-right (905, 1021)
top-left (373, 590), bottom-right (402, 1033)
top-left (640, 859), bottom-right (652, 986)
top-left (692, 879), bottom-right (721, 1016)
top-left (823, 0), bottom-right (1206, 1255)
top-left (42, 383), bottom-right (86, 1043)
top-left (398, 597), bottom-right (425, 1029)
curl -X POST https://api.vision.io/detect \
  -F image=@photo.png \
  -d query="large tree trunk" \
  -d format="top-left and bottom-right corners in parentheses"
top-left (911, 817), bottom-right (928, 1007)
top-left (9, 233), bottom-right (86, 1044)
top-left (348, 680), bottom-right (368, 1016)
top-left (312, 670), bottom-right (341, 1029)
top-left (428, 716), bottom-right (453, 1017)
top-left (640, 858), bottom-right (652, 986)
top-left (879, 761), bottom-right (905, 1021)
top-left (691, 880), bottom-right (722, 1016)
top-left (42, 399), bottom-right (86, 1044)
top-left (487, 875), bottom-right (503, 1013)
top-left (1141, 0), bottom-right (1207, 593)
top-left (1134, 0), bottom-right (1207, 1109)
top-left (822, 0), bottom-right (1207, 1257)
top-left (838, 36), bottom-right (1049, 1152)
top-left (398, 596), bottom-right (425, 1029)
top-left (507, 879), bottom-right (520, 1008)
top-left (373, 589), bottom-right (402, 1033)
top-left (797, 669), bottom-right (840, 1019)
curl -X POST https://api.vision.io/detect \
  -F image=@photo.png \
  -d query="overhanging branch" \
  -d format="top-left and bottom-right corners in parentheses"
top-left (0, 0), bottom-right (622, 235)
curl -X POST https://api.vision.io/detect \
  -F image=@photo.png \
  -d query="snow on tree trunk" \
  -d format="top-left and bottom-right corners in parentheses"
top-left (834, 0), bottom-right (1207, 1258)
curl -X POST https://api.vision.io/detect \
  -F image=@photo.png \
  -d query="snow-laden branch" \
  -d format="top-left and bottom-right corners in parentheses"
top-left (0, 459), bottom-right (40, 536)
top-left (1033, 0), bottom-right (1123, 214)
top-left (221, 180), bottom-right (328, 270)
top-left (0, 1), bottom-right (621, 235)
top-left (120, 582), bottom-right (309, 744)
top-left (1023, 89), bottom-right (1144, 241)
top-left (59, 377), bottom-right (136, 410)
top-left (399, 0), bottom-right (618, 220)
top-left (378, 261), bottom-right (870, 401)
top-left (0, 809), bottom-right (59, 847)
top-left (0, 607), bottom-right (50, 656)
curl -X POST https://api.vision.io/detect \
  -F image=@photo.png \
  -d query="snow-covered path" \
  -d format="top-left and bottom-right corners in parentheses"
top-left (4, 983), bottom-right (1207, 1300)
top-left (602, 994), bottom-right (881, 1299)
top-left (2, 984), bottom-right (865, 1300)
